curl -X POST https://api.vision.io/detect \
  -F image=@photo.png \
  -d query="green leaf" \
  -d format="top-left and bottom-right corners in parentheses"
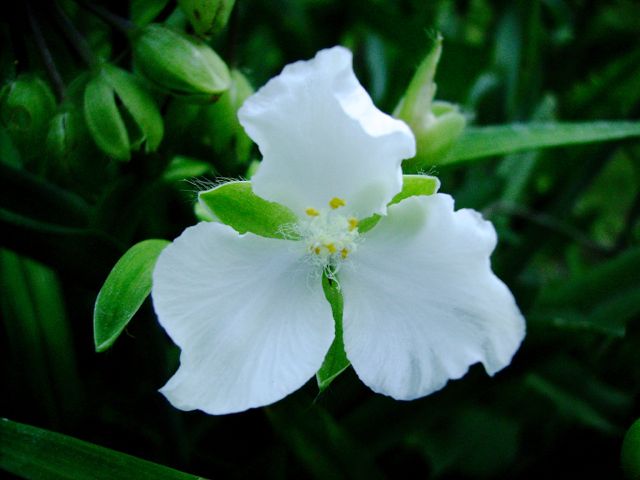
top-left (439, 122), bottom-right (640, 166)
top-left (94, 239), bottom-right (169, 352)
top-left (102, 64), bottom-right (164, 152)
top-left (358, 174), bottom-right (440, 233)
top-left (622, 418), bottom-right (640, 479)
top-left (198, 181), bottom-right (298, 239)
top-left (0, 418), bottom-right (202, 480)
top-left (84, 74), bottom-right (130, 161)
top-left (316, 274), bottom-right (350, 393)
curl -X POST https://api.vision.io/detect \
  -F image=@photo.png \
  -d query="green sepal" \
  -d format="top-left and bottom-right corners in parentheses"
top-left (358, 174), bottom-right (440, 233)
top-left (102, 64), bottom-right (164, 152)
top-left (198, 181), bottom-right (298, 239)
top-left (178, 0), bottom-right (236, 36)
top-left (316, 274), bottom-right (350, 393)
top-left (94, 239), bottom-right (169, 352)
top-left (622, 418), bottom-right (640, 479)
top-left (84, 73), bottom-right (130, 161)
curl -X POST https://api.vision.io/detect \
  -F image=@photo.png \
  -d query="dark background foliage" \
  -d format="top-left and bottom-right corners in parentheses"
top-left (1, 0), bottom-right (640, 478)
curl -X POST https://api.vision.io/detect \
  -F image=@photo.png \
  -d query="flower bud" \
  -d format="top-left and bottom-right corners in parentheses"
top-left (83, 64), bottom-right (165, 161)
top-left (0, 74), bottom-right (56, 167)
top-left (394, 35), bottom-right (466, 168)
top-left (132, 24), bottom-right (230, 102)
top-left (178, 0), bottom-right (236, 36)
top-left (84, 72), bottom-right (131, 161)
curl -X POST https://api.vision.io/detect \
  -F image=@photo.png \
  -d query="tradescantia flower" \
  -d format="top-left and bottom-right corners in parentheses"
top-left (152, 47), bottom-right (526, 415)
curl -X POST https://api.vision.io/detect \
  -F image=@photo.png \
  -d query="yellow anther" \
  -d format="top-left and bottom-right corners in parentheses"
top-left (341, 248), bottom-right (349, 259)
top-left (348, 217), bottom-right (359, 231)
top-left (325, 243), bottom-right (337, 254)
top-left (329, 197), bottom-right (346, 209)
top-left (313, 246), bottom-right (321, 255)
top-left (305, 207), bottom-right (320, 217)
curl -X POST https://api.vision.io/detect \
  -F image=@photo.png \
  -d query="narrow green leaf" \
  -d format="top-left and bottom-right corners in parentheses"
top-left (0, 418), bottom-right (202, 480)
top-left (84, 74), bottom-right (130, 161)
top-left (358, 174), bottom-right (440, 233)
top-left (439, 122), bottom-right (640, 166)
top-left (316, 275), bottom-right (350, 393)
top-left (198, 181), bottom-right (298, 239)
top-left (94, 239), bottom-right (169, 352)
top-left (0, 251), bottom-right (83, 423)
top-left (622, 418), bottom-right (640, 479)
top-left (102, 64), bottom-right (164, 152)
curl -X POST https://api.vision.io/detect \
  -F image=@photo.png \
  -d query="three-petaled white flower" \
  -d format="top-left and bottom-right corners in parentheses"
top-left (152, 46), bottom-right (526, 415)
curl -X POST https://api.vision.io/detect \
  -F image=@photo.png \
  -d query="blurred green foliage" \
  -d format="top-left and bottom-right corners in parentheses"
top-left (1, 0), bottom-right (640, 478)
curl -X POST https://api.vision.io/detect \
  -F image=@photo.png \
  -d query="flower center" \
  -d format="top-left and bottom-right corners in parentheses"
top-left (295, 197), bottom-right (360, 269)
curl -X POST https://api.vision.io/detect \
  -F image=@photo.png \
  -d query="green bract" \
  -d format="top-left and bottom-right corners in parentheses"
top-left (94, 239), bottom-right (170, 352)
top-left (132, 24), bottom-right (231, 102)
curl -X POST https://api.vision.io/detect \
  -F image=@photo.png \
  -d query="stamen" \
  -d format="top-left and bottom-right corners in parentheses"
top-left (325, 243), bottom-right (337, 254)
top-left (329, 197), bottom-right (346, 209)
top-left (348, 217), bottom-right (359, 231)
top-left (341, 248), bottom-right (349, 259)
top-left (313, 246), bottom-right (321, 255)
top-left (306, 207), bottom-right (320, 217)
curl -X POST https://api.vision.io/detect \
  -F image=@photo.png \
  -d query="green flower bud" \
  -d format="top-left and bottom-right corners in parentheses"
top-left (0, 74), bottom-right (56, 167)
top-left (101, 64), bottom-right (164, 152)
top-left (178, 0), bottom-right (236, 36)
top-left (132, 24), bottom-right (230, 102)
top-left (394, 35), bottom-right (466, 168)
top-left (83, 65), bottom-right (165, 161)
top-left (47, 112), bottom-right (74, 163)
top-left (84, 72), bottom-right (131, 161)
top-left (198, 69), bottom-right (253, 166)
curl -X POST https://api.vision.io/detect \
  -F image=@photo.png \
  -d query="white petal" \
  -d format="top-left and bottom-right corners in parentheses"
top-left (340, 194), bottom-right (525, 400)
top-left (238, 46), bottom-right (416, 219)
top-left (152, 222), bottom-right (333, 414)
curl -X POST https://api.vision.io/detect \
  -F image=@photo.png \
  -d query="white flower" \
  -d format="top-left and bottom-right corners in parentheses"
top-left (152, 47), bottom-right (526, 415)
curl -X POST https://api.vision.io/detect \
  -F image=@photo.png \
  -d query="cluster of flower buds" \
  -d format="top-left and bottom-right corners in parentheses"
top-left (394, 34), bottom-right (467, 168)
top-left (0, 1), bottom-right (250, 185)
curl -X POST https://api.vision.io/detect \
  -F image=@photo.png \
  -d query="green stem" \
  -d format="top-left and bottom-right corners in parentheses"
top-left (26, 2), bottom-right (65, 100)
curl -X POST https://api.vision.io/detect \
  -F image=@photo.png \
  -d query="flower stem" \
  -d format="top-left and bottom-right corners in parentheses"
top-left (52, 1), bottom-right (98, 68)
top-left (26, 1), bottom-right (65, 100)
